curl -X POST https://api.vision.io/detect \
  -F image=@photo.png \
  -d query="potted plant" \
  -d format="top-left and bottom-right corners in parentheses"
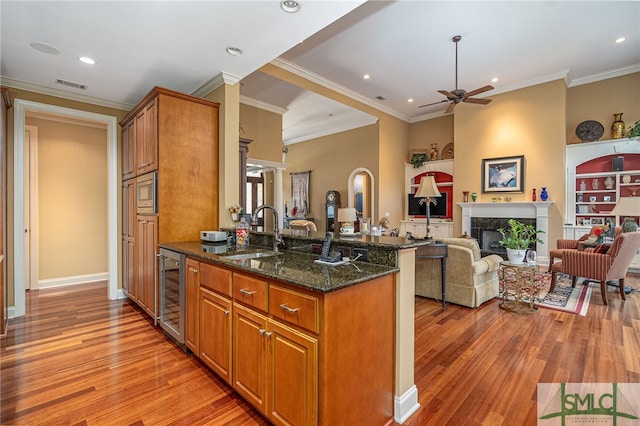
top-left (628, 120), bottom-right (640, 140)
top-left (497, 218), bottom-right (544, 264)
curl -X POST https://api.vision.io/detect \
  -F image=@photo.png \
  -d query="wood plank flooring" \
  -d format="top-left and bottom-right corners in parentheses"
top-left (1, 276), bottom-right (639, 425)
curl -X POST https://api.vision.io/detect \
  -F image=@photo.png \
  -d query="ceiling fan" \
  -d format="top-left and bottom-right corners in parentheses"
top-left (419, 35), bottom-right (494, 114)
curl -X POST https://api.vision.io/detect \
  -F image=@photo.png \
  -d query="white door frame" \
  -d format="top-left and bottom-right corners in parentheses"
top-left (24, 125), bottom-right (39, 290)
top-left (13, 99), bottom-right (119, 317)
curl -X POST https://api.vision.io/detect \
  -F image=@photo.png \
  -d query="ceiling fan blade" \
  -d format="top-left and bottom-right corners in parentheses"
top-left (464, 85), bottom-right (494, 98)
top-left (463, 97), bottom-right (492, 105)
top-left (418, 99), bottom-right (449, 108)
top-left (438, 90), bottom-right (456, 99)
top-left (445, 102), bottom-right (457, 114)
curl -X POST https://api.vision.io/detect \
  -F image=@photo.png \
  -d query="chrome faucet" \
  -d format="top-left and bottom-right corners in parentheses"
top-left (252, 205), bottom-right (283, 252)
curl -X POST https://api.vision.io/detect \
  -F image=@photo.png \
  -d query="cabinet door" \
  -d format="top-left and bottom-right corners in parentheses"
top-left (200, 287), bottom-right (232, 384)
top-left (136, 99), bottom-right (157, 175)
top-left (185, 258), bottom-right (200, 354)
top-left (122, 119), bottom-right (136, 180)
top-left (233, 302), bottom-right (267, 413)
top-left (122, 180), bottom-right (136, 298)
top-left (137, 215), bottom-right (158, 318)
top-left (267, 319), bottom-right (318, 426)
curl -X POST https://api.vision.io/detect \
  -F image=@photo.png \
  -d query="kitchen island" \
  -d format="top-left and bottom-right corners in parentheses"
top-left (161, 232), bottom-right (429, 425)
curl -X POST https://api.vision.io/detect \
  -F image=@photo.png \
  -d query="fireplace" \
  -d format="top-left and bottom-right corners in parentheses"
top-left (471, 217), bottom-right (536, 258)
top-left (459, 201), bottom-right (553, 266)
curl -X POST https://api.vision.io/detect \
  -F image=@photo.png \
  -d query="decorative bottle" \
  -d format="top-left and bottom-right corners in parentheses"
top-left (540, 187), bottom-right (548, 201)
top-left (611, 113), bottom-right (625, 139)
top-left (236, 217), bottom-right (250, 250)
top-left (430, 143), bottom-right (438, 161)
top-left (580, 180), bottom-right (587, 191)
top-left (532, 188), bottom-right (537, 201)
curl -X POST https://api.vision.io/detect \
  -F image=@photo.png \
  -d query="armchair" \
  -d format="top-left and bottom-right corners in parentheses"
top-left (550, 232), bottom-right (640, 305)
top-left (548, 226), bottom-right (621, 272)
top-left (415, 237), bottom-right (503, 308)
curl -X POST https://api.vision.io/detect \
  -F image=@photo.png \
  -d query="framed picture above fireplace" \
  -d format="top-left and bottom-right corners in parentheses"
top-left (482, 155), bottom-right (524, 193)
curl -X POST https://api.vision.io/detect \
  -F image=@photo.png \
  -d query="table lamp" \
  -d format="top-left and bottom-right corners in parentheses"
top-left (337, 207), bottom-right (357, 234)
top-left (611, 196), bottom-right (640, 232)
top-left (415, 175), bottom-right (441, 240)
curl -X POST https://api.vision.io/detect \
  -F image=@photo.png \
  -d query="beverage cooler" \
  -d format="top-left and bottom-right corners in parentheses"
top-left (159, 248), bottom-right (186, 348)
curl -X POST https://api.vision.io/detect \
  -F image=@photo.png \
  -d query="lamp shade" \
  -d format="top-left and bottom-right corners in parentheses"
top-left (337, 207), bottom-right (357, 223)
top-left (611, 197), bottom-right (640, 232)
top-left (415, 176), bottom-right (441, 198)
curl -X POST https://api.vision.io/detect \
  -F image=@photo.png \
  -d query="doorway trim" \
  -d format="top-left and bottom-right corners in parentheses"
top-left (12, 99), bottom-right (119, 317)
top-left (347, 167), bottom-right (375, 223)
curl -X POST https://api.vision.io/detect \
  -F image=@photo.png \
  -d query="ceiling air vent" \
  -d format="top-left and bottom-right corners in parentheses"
top-left (55, 79), bottom-right (87, 90)
top-left (375, 95), bottom-right (386, 101)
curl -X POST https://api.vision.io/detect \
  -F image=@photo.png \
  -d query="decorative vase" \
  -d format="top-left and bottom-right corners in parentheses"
top-left (463, 191), bottom-right (469, 202)
top-left (580, 180), bottom-right (587, 191)
top-left (622, 217), bottom-right (638, 233)
top-left (506, 248), bottom-right (527, 264)
top-left (471, 192), bottom-right (477, 202)
top-left (623, 174), bottom-right (631, 184)
top-left (611, 113), bottom-right (625, 139)
top-left (604, 176), bottom-right (614, 189)
top-left (592, 179), bottom-right (599, 190)
top-left (429, 143), bottom-right (438, 161)
top-left (540, 187), bottom-right (548, 201)
top-left (532, 188), bottom-right (537, 201)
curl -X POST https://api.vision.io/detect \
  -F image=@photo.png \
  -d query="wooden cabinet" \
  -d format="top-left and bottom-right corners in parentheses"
top-left (200, 287), bottom-right (232, 383)
top-left (400, 220), bottom-right (453, 238)
top-left (122, 119), bottom-right (136, 180)
top-left (185, 257), bottom-right (200, 354)
top-left (135, 98), bottom-right (157, 176)
top-left (121, 87), bottom-right (219, 317)
top-left (122, 180), bottom-right (136, 297)
top-left (136, 215), bottom-right (157, 317)
top-left (232, 302), bottom-right (318, 426)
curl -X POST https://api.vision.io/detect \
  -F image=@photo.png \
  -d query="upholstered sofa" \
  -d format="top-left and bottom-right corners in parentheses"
top-left (415, 237), bottom-right (503, 308)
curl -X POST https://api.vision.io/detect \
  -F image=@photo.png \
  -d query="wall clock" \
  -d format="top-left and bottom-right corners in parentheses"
top-left (325, 190), bottom-right (341, 232)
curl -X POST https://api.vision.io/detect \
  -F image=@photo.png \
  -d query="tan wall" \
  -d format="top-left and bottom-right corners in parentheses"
top-left (408, 114), bottom-right (454, 155)
top-left (4, 87), bottom-right (127, 305)
top-left (29, 118), bottom-right (108, 279)
top-left (567, 72), bottom-right (640, 144)
top-left (240, 103), bottom-right (282, 162)
top-left (453, 79), bottom-right (567, 247)
top-left (378, 116), bottom-right (409, 230)
top-left (284, 124), bottom-right (379, 233)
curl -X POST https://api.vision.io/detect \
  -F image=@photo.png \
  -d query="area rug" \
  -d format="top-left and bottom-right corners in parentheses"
top-left (536, 274), bottom-right (591, 316)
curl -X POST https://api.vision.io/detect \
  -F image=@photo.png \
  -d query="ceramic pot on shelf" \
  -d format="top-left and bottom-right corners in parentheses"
top-left (604, 176), bottom-right (614, 189)
top-left (540, 187), bottom-right (548, 201)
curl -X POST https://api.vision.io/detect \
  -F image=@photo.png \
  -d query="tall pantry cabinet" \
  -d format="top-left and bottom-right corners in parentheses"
top-left (121, 86), bottom-right (220, 319)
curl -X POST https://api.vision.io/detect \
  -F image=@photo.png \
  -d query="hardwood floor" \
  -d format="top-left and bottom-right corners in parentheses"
top-left (1, 276), bottom-right (639, 425)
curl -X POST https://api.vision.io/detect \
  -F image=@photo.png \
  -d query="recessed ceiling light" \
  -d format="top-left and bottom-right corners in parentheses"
top-left (30, 42), bottom-right (60, 55)
top-left (79, 56), bottom-right (96, 65)
top-left (363, 74), bottom-right (370, 79)
top-left (615, 37), bottom-right (626, 43)
top-left (408, 98), bottom-right (414, 103)
top-left (225, 46), bottom-right (243, 56)
top-left (491, 77), bottom-right (499, 83)
top-left (280, 0), bottom-right (301, 13)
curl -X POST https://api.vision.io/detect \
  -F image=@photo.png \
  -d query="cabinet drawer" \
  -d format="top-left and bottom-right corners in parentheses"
top-left (269, 285), bottom-right (320, 334)
top-left (233, 273), bottom-right (268, 313)
top-left (200, 262), bottom-right (232, 297)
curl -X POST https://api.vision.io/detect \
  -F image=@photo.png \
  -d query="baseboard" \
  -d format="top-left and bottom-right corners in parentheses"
top-left (8, 306), bottom-right (16, 319)
top-left (394, 385), bottom-right (420, 424)
top-left (38, 272), bottom-right (109, 289)
top-left (116, 289), bottom-right (128, 299)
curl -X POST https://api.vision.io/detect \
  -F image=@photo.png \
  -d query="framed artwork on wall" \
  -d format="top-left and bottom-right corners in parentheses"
top-left (482, 155), bottom-right (525, 193)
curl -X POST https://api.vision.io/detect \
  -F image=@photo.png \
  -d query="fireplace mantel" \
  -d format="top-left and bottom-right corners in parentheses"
top-left (458, 201), bottom-right (554, 265)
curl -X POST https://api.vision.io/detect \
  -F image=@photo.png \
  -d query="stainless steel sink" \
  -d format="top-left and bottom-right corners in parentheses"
top-left (221, 251), bottom-right (281, 261)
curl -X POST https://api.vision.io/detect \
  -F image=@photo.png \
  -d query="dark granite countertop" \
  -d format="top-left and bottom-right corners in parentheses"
top-left (159, 241), bottom-right (400, 293)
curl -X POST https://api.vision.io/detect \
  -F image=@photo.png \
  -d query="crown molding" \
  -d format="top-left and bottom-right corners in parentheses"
top-left (191, 71), bottom-right (242, 98)
top-left (568, 64), bottom-right (640, 87)
top-left (271, 57), bottom-right (410, 123)
top-left (0, 76), bottom-right (133, 111)
top-left (240, 95), bottom-right (288, 115)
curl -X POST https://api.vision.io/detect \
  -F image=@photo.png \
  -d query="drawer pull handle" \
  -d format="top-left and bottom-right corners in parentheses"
top-left (189, 267), bottom-right (198, 273)
top-left (259, 329), bottom-right (264, 335)
top-left (264, 331), bottom-right (273, 339)
top-left (280, 304), bottom-right (300, 314)
top-left (223, 310), bottom-right (229, 316)
top-left (239, 288), bottom-right (256, 296)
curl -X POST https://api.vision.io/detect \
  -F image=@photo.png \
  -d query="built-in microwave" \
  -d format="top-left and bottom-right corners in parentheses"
top-left (137, 172), bottom-right (157, 215)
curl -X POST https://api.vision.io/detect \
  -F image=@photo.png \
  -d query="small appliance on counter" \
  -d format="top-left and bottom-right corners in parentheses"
top-left (201, 243), bottom-right (228, 254)
top-left (200, 230), bottom-right (227, 242)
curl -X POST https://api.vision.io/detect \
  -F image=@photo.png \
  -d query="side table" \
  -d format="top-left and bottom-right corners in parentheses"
top-left (416, 243), bottom-right (448, 308)
top-left (499, 261), bottom-right (547, 313)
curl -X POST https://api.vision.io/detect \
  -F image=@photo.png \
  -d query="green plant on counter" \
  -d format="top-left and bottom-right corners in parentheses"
top-left (497, 218), bottom-right (544, 250)
top-left (628, 120), bottom-right (640, 139)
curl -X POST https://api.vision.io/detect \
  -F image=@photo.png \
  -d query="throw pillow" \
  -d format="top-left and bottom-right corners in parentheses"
top-left (593, 244), bottom-right (611, 254)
